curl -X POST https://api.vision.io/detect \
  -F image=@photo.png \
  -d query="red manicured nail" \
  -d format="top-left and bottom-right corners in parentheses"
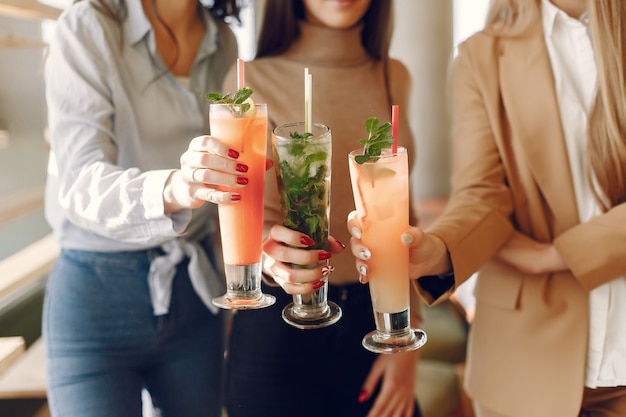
top-left (358, 390), bottom-right (368, 403)
top-left (228, 149), bottom-right (239, 158)
top-left (312, 281), bottom-right (325, 290)
top-left (318, 251), bottom-right (331, 261)
top-left (231, 193), bottom-right (241, 201)
top-left (335, 240), bottom-right (346, 249)
top-left (236, 177), bottom-right (248, 185)
top-left (236, 163), bottom-right (248, 172)
top-left (300, 236), bottom-right (315, 246)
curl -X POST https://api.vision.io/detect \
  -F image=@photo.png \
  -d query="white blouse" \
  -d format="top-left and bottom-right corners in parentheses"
top-left (542, 0), bottom-right (626, 389)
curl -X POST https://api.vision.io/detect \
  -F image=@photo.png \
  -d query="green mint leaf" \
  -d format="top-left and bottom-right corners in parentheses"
top-left (356, 117), bottom-right (394, 164)
top-left (289, 131), bottom-right (314, 140)
top-left (232, 86), bottom-right (253, 104)
top-left (205, 87), bottom-right (254, 118)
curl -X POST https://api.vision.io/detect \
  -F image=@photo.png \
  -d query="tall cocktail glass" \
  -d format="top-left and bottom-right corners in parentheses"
top-left (210, 102), bottom-right (275, 309)
top-left (348, 146), bottom-right (426, 352)
top-left (272, 122), bottom-right (341, 329)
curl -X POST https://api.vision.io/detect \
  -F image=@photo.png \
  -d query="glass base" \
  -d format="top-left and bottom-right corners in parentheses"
top-left (282, 301), bottom-right (342, 330)
top-left (211, 263), bottom-right (275, 310)
top-left (212, 293), bottom-right (275, 310)
top-left (362, 309), bottom-right (427, 353)
top-left (362, 328), bottom-right (427, 354)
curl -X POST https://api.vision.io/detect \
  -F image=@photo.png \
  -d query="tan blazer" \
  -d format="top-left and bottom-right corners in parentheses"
top-left (415, 19), bottom-right (626, 417)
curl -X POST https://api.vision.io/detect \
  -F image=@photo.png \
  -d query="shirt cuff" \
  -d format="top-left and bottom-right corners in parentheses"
top-left (419, 271), bottom-right (455, 300)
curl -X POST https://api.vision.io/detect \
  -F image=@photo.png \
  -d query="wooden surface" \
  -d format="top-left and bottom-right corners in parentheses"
top-left (0, 337), bottom-right (46, 399)
top-left (0, 185), bottom-right (45, 226)
top-left (0, 32), bottom-right (46, 48)
top-left (0, 336), bottom-right (25, 375)
top-left (0, 0), bottom-right (61, 20)
top-left (0, 234), bottom-right (59, 302)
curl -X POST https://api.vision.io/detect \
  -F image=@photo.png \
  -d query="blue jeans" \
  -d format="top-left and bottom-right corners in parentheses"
top-left (43, 247), bottom-right (226, 417)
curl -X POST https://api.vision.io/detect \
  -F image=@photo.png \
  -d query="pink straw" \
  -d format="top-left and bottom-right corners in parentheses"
top-left (391, 104), bottom-right (399, 153)
top-left (237, 58), bottom-right (245, 89)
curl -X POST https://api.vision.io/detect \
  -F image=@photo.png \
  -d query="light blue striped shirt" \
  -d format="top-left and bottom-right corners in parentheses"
top-left (44, 0), bottom-right (238, 314)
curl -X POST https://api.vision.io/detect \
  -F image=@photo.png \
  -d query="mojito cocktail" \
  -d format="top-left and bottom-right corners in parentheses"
top-left (272, 122), bottom-right (341, 329)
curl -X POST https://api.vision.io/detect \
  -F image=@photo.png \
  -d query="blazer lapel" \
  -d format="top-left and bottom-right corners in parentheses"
top-left (499, 21), bottom-right (579, 232)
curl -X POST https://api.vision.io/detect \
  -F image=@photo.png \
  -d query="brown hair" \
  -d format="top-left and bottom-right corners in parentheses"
top-left (255, 0), bottom-right (393, 61)
top-left (72, 0), bottom-right (245, 78)
top-left (73, 0), bottom-right (245, 23)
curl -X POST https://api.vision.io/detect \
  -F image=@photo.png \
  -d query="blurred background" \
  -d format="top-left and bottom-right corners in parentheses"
top-left (0, 1), bottom-right (488, 416)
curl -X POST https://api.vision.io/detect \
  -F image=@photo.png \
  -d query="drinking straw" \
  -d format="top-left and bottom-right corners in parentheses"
top-left (304, 68), bottom-right (312, 133)
top-left (237, 58), bottom-right (245, 89)
top-left (391, 104), bottom-right (399, 153)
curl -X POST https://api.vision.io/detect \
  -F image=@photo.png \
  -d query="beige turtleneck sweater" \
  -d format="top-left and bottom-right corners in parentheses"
top-left (223, 21), bottom-right (416, 286)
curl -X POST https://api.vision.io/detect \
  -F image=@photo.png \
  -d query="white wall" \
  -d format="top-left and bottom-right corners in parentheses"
top-left (391, 0), bottom-right (454, 199)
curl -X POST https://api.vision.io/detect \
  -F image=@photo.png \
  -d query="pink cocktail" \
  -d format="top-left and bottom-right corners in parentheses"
top-left (348, 146), bottom-right (426, 353)
top-left (210, 103), bottom-right (275, 309)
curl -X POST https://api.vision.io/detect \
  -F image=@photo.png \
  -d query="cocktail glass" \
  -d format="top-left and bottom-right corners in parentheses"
top-left (348, 146), bottom-right (427, 352)
top-left (210, 102), bottom-right (275, 309)
top-left (272, 122), bottom-right (342, 329)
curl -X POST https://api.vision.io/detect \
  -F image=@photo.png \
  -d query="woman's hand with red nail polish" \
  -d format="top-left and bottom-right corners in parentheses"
top-left (261, 224), bottom-right (342, 295)
top-left (361, 350), bottom-right (420, 417)
top-left (165, 135), bottom-right (251, 212)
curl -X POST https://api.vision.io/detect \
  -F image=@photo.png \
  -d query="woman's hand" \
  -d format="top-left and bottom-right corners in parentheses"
top-left (496, 231), bottom-right (568, 274)
top-left (361, 351), bottom-right (420, 417)
top-left (163, 135), bottom-right (249, 213)
top-left (347, 210), bottom-right (450, 283)
top-left (262, 224), bottom-right (345, 295)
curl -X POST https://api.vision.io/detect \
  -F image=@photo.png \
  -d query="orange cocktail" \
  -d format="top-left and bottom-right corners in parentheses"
top-left (348, 146), bottom-right (426, 353)
top-left (349, 147), bottom-right (410, 313)
top-left (209, 103), bottom-right (275, 309)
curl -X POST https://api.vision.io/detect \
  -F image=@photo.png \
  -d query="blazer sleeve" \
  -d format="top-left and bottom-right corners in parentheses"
top-left (554, 202), bottom-right (626, 291)
top-left (415, 39), bottom-right (515, 304)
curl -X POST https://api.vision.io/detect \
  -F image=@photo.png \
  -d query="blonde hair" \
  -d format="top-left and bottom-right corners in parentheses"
top-left (484, 0), bottom-right (540, 36)
top-left (485, 0), bottom-right (626, 209)
top-left (588, 0), bottom-right (626, 209)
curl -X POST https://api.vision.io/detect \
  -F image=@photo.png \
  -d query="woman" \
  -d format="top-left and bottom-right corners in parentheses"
top-left (43, 1), bottom-right (247, 416)
top-left (350, 0), bottom-right (626, 416)
top-left (221, 1), bottom-right (422, 417)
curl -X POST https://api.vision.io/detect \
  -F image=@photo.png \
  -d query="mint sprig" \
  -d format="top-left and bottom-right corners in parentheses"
top-left (289, 131), bottom-right (313, 140)
top-left (355, 117), bottom-right (394, 164)
top-left (275, 134), bottom-right (330, 251)
top-left (205, 86), bottom-right (253, 117)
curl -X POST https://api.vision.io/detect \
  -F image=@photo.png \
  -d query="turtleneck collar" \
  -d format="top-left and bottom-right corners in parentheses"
top-left (282, 20), bottom-right (370, 67)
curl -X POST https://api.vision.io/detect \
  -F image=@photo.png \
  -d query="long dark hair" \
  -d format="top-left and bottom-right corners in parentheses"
top-left (255, 0), bottom-right (393, 60)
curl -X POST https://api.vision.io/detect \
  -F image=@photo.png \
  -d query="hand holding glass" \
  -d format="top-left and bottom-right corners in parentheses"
top-left (210, 103), bottom-right (275, 309)
top-left (272, 122), bottom-right (341, 329)
top-left (348, 146), bottom-right (426, 352)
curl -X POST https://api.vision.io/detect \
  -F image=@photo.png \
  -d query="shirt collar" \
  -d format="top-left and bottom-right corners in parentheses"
top-left (125, 0), bottom-right (151, 46)
top-left (123, 0), bottom-right (219, 57)
top-left (542, 0), bottom-right (589, 36)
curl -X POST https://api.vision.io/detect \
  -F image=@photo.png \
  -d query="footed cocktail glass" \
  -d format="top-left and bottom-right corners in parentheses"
top-left (272, 122), bottom-right (341, 329)
top-left (210, 102), bottom-right (275, 309)
top-left (348, 146), bottom-right (426, 352)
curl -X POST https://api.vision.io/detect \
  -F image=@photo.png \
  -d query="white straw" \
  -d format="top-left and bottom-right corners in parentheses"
top-left (304, 68), bottom-right (312, 133)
